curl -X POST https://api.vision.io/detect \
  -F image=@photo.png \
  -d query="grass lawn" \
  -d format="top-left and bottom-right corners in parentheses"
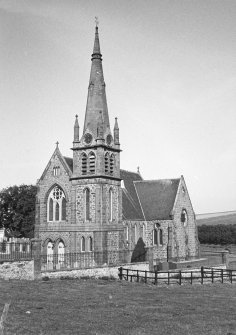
top-left (0, 278), bottom-right (236, 335)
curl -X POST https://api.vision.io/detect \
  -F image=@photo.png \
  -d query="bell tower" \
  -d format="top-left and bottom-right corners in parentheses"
top-left (71, 24), bottom-right (122, 252)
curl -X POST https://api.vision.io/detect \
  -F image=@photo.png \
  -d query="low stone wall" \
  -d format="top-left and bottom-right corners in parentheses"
top-left (43, 262), bottom-right (149, 279)
top-left (0, 260), bottom-right (34, 280)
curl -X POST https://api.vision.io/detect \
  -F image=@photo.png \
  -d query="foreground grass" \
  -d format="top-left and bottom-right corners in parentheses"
top-left (0, 278), bottom-right (236, 335)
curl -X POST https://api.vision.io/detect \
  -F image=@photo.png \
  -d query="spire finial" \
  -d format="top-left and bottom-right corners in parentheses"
top-left (137, 166), bottom-right (140, 174)
top-left (56, 141), bottom-right (59, 148)
top-left (95, 16), bottom-right (99, 28)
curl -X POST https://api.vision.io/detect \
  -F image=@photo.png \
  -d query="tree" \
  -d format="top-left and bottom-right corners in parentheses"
top-left (0, 185), bottom-right (37, 238)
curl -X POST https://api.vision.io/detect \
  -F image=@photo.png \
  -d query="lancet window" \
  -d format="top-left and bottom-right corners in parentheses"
top-left (153, 225), bottom-right (163, 246)
top-left (109, 188), bottom-right (113, 221)
top-left (88, 237), bottom-right (93, 252)
top-left (84, 188), bottom-right (90, 221)
top-left (181, 209), bottom-right (188, 227)
top-left (81, 236), bottom-right (85, 252)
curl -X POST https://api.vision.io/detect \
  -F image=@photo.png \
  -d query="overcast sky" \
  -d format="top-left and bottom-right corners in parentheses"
top-left (0, 0), bottom-right (235, 214)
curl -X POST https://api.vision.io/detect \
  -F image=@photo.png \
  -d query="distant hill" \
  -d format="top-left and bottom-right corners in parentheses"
top-left (197, 213), bottom-right (236, 226)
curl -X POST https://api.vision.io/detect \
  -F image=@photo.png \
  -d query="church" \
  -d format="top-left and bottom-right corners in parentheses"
top-left (35, 25), bottom-right (199, 267)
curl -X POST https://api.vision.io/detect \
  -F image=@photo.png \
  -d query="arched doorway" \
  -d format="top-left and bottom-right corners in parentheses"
top-left (47, 241), bottom-right (53, 264)
top-left (58, 241), bottom-right (65, 265)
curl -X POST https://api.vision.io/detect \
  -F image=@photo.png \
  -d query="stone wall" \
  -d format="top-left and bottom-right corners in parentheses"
top-left (43, 262), bottom-right (149, 280)
top-left (0, 260), bottom-right (34, 280)
top-left (172, 177), bottom-right (199, 261)
top-left (123, 220), bottom-right (172, 261)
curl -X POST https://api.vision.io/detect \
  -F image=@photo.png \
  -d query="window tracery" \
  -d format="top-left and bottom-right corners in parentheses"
top-left (47, 186), bottom-right (66, 222)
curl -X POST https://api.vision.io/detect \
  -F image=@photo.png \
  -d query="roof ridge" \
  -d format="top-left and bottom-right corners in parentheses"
top-left (134, 178), bottom-right (180, 183)
top-left (120, 168), bottom-right (140, 174)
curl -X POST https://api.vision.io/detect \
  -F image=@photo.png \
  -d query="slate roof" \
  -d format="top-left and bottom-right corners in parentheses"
top-left (120, 170), bottom-right (144, 220)
top-left (64, 157), bottom-right (73, 172)
top-left (134, 179), bottom-right (180, 220)
top-left (61, 158), bottom-right (179, 221)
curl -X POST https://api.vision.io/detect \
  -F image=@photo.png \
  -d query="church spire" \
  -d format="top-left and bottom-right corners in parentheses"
top-left (83, 24), bottom-right (110, 137)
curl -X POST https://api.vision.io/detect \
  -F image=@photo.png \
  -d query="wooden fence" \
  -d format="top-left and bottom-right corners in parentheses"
top-left (118, 266), bottom-right (236, 286)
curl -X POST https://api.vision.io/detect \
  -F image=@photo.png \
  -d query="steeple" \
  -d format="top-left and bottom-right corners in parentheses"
top-left (83, 25), bottom-right (110, 137)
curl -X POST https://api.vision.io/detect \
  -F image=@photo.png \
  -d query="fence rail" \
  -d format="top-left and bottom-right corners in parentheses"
top-left (41, 249), bottom-right (133, 272)
top-left (0, 242), bottom-right (32, 261)
top-left (118, 266), bottom-right (236, 286)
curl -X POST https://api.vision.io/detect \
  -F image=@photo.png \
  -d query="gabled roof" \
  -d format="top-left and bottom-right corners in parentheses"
top-left (134, 179), bottom-right (180, 220)
top-left (120, 169), bottom-right (144, 220)
top-left (64, 156), bottom-right (73, 172)
top-left (39, 146), bottom-right (72, 182)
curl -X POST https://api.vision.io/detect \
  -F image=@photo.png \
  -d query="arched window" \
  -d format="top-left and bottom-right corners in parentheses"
top-left (125, 226), bottom-right (129, 241)
top-left (142, 224), bottom-right (145, 240)
top-left (81, 153), bottom-right (87, 175)
top-left (49, 198), bottom-right (53, 221)
top-left (105, 152), bottom-right (109, 174)
top-left (88, 152), bottom-right (95, 174)
top-left (53, 166), bottom-right (60, 176)
top-left (181, 209), bottom-right (188, 227)
top-left (84, 188), bottom-right (90, 221)
top-left (110, 154), bottom-right (114, 175)
top-left (153, 229), bottom-right (158, 245)
top-left (81, 236), bottom-right (85, 252)
top-left (153, 227), bottom-right (163, 246)
top-left (109, 188), bottom-right (113, 221)
top-left (47, 186), bottom-right (66, 222)
top-left (62, 198), bottom-right (66, 220)
top-left (159, 229), bottom-right (163, 245)
top-left (88, 237), bottom-right (93, 252)
top-left (134, 224), bottom-right (137, 244)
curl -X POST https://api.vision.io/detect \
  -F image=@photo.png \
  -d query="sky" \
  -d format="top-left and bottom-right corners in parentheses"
top-left (0, 0), bottom-right (235, 214)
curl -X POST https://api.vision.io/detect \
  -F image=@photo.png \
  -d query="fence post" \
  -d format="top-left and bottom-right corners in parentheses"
top-left (221, 269), bottom-right (223, 283)
top-left (179, 270), bottom-right (182, 285)
top-left (155, 271), bottom-right (158, 285)
top-left (230, 270), bottom-right (233, 284)
top-left (137, 270), bottom-right (139, 283)
top-left (168, 271), bottom-right (170, 285)
top-left (222, 251), bottom-right (229, 268)
top-left (201, 266), bottom-right (204, 285)
top-left (145, 270), bottom-right (147, 284)
top-left (118, 267), bottom-right (123, 280)
top-left (190, 271), bottom-right (193, 285)
top-left (31, 238), bottom-right (42, 280)
top-left (211, 269), bottom-right (214, 283)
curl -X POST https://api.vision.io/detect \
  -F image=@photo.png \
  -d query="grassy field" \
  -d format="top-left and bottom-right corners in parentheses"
top-left (197, 213), bottom-right (236, 226)
top-left (0, 278), bottom-right (236, 335)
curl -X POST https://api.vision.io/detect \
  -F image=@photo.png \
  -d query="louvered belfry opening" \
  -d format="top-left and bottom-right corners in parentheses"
top-left (105, 152), bottom-right (109, 174)
top-left (81, 153), bottom-right (87, 175)
top-left (89, 152), bottom-right (95, 174)
top-left (110, 154), bottom-right (114, 175)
